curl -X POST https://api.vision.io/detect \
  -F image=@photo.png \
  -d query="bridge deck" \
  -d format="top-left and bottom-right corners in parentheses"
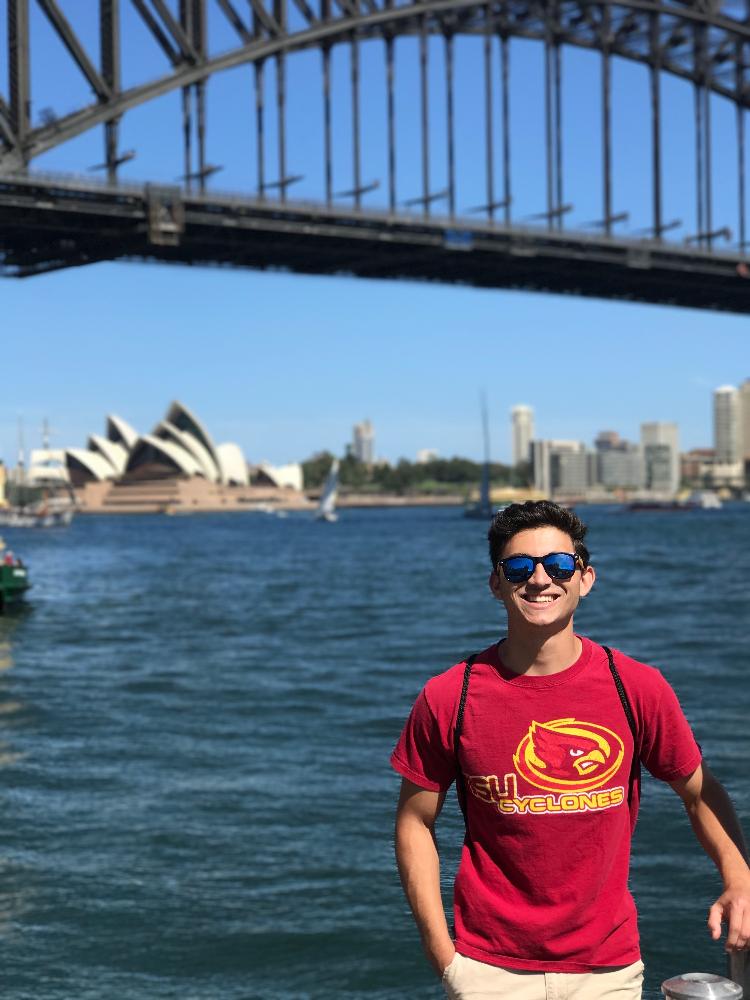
top-left (1, 175), bottom-right (748, 313)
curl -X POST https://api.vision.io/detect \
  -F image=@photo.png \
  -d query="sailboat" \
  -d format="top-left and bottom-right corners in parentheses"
top-left (315, 459), bottom-right (340, 523)
top-left (464, 394), bottom-right (495, 520)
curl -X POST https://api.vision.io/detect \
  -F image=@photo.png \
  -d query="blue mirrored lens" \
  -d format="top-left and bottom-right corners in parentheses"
top-left (502, 557), bottom-right (534, 581)
top-left (541, 553), bottom-right (576, 578)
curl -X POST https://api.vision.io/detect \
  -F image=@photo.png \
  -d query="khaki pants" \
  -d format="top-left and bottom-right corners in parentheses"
top-left (442, 953), bottom-right (644, 1000)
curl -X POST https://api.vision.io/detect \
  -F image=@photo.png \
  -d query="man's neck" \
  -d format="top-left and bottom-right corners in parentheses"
top-left (500, 626), bottom-right (582, 677)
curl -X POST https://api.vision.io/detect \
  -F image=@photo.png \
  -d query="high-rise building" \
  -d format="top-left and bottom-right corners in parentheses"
top-left (511, 405), bottom-right (534, 467)
top-left (640, 422), bottom-right (680, 494)
top-left (352, 419), bottom-right (375, 465)
top-left (531, 440), bottom-right (588, 495)
top-left (713, 385), bottom-right (741, 464)
top-left (737, 378), bottom-right (750, 460)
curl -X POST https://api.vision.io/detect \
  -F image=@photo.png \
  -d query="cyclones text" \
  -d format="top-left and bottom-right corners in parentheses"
top-left (468, 773), bottom-right (625, 815)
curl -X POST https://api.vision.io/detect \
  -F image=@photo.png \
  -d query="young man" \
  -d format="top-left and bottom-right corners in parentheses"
top-left (391, 500), bottom-right (750, 1000)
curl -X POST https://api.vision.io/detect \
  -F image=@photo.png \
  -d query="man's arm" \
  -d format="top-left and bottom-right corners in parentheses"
top-left (394, 777), bottom-right (456, 977)
top-left (670, 762), bottom-right (750, 951)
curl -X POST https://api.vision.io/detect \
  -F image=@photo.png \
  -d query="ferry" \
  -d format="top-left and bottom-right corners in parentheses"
top-left (0, 538), bottom-right (31, 611)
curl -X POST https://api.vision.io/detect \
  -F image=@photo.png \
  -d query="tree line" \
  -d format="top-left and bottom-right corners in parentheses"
top-left (302, 452), bottom-right (531, 494)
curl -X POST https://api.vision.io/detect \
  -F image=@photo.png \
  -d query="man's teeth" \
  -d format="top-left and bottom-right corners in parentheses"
top-left (525, 595), bottom-right (556, 603)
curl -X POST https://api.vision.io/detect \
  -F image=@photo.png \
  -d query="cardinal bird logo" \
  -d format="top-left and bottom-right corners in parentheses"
top-left (513, 718), bottom-right (624, 793)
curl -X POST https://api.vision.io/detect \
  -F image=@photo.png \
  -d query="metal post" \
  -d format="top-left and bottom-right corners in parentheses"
top-left (386, 36), bottom-right (396, 214)
top-left (277, 54), bottom-right (286, 201)
top-left (8, 0), bottom-right (31, 154)
top-left (182, 87), bottom-right (192, 190)
top-left (738, 113), bottom-right (746, 252)
top-left (601, 5), bottom-right (612, 237)
top-left (649, 12), bottom-right (662, 240)
top-left (445, 33), bottom-right (455, 218)
top-left (181, 0), bottom-right (193, 189)
top-left (420, 19), bottom-right (429, 216)
top-left (255, 62), bottom-right (265, 198)
top-left (351, 36), bottom-right (361, 209)
top-left (100, 0), bottom-right (121, 184)
top-left (737, 40), bottom-right (746, 250)
top-left (196, 81), bottom-right (207, 192)
top-left (695, 82), bottom-right (704, 247)
top-left (704, 84), bottom-right (712, 247)
top-left (323, 47), bottom-right (332, 206)
top-left (554, 41), bottom-right (563, 230)
top-left (544, 34), bottom-right (553, 228)
top-left (485, 19), bottom-right (494, 221)
top-left (501, 33), bottom-right (511, 224)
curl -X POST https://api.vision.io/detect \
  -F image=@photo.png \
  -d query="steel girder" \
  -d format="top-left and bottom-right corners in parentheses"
top-left (1, 0), bottom-right (750, 171)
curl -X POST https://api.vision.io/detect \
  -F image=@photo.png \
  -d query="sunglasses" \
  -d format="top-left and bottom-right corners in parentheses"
top-left (497, 551), bottom-right (582, 583)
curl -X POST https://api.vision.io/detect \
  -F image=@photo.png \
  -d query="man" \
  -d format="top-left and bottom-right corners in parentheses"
top-left (391, 500), bottom-right (750, 999)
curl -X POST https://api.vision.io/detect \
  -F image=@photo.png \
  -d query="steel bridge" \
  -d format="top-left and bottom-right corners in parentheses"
top-left (1, 0), bottom-right (750, 312)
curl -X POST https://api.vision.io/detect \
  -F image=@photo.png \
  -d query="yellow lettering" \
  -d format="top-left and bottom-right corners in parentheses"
top-left (497, 800), bottom-right (516, 814)
top-left (468, 776), bottom-right (493, 802)
top-left (488, 775), bottom-right (503, 803)
top-left (560, 794), bottom-right (579, 810)
top-left (597, 790), bottom-right (611, 808)
top-left (610, 787), bottom-right (624, 806)
top-left (545, 796), bottom-right (562, 812)
top-left (528, 797), bottom-right (547, 814)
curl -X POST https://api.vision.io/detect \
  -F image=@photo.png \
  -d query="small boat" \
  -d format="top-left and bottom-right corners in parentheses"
top-left (0, 503), bottom-right (74, 528)
top-left (316, 459), bottom-right (340, 523)
top-left (627, 500), bottom-right (696, 511)
top-left (0, 538), bottom-right (30, 611)
top-left (687, 490), bottom-right (722, 509)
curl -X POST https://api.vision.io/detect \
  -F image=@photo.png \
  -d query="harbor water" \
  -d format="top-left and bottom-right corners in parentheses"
top-left (0, 505), bottom-right (748, 999)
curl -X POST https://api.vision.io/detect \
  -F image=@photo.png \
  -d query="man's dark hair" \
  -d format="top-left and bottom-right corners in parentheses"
top-left (487, 500), bottom-right (590, 570)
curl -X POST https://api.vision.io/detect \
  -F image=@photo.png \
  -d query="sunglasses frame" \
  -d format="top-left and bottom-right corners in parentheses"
top-left (497, 551), bottom-right (582, 583)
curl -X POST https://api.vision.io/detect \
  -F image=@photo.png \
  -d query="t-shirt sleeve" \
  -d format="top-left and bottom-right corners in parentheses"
top-left (390, 686), bottom-right (457, 792)
top-left (639, 675), bottom-right (702, 782)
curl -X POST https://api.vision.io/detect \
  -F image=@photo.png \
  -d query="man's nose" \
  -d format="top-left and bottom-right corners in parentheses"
top-left (528, 561), bottom-right (553, 585)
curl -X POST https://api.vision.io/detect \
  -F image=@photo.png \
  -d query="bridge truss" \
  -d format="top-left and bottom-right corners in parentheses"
top-left (1, 0), bottom-right (750, 312)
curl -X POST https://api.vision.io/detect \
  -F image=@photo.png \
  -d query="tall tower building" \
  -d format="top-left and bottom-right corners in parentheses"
top-left (738, 378), bottom-right (750, 460)
top-left (713, 386), bottom-right (741, 464)
top-left (640, 422), bottom-right (680, 495)
top-left (352, 419), bottom-right (375, 465)
top-left (511, 405), bottom-right (534, 467)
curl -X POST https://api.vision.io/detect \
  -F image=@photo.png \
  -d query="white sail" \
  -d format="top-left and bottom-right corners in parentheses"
top-left (316, 459), bottom-right (340, 522)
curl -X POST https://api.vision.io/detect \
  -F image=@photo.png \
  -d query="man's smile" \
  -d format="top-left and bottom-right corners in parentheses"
top-left (521, 593), bottom-right (560, 604)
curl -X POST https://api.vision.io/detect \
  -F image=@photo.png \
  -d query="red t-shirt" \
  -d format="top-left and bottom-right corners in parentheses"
top-left (391, 636), bottom-right (702, 972)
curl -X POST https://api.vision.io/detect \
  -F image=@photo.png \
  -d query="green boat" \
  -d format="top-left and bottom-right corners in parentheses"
top-left (0, 539), bottom-right (30, 611)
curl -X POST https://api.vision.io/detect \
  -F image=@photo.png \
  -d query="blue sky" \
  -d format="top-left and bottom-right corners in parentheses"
top-left (1, 3), bottom-right (747, 465)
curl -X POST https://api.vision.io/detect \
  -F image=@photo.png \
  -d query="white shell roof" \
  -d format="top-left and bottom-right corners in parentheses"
top-left (126, 435), bottom-right (204, 478)
top-left (88, 435), bottom-right (128, 474)
top-left (216, 443), bottom-right (249, 486)
top-left (153, 420), bottom-right (221, 482)
top-left (257, 462), bottom-right (303, 491)
top-left (107, 414), bottom-right (138, 450)
top-left (65, 448), bottom-right (118, 481)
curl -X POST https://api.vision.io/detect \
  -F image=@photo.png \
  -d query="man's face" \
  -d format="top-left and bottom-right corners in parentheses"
top-left (489, 526), bottom-right (595, 631)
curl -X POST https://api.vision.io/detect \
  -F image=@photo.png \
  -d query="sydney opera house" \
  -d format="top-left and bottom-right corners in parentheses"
top-left (37, 401), bottom-right (308, 513)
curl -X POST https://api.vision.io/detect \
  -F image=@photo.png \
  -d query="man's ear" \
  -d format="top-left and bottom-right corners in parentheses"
top-left (489, 571), bottom-right (503, 599)
top-left (579, 564), bottom-right (596, 597)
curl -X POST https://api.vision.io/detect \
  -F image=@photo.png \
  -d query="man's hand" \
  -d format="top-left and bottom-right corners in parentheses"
top-left (671, 764), bottom-right (750, 952)
top-left (708, 876), bottom-right (750, 951)
top-left (426, 939), bottom-right (457, 978)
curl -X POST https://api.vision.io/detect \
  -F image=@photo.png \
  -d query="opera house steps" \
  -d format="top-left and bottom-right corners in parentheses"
top-left (75, 476), bottom-right (312, 514)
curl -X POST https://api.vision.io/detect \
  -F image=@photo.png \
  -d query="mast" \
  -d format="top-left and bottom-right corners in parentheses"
top-left (480, 392), bottom-right (491, 511)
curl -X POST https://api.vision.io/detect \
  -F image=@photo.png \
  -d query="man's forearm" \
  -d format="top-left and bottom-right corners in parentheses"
top-left (683, 771), bottom-right (749, 883)
top-left (395, 813), bottom-right (455, 975)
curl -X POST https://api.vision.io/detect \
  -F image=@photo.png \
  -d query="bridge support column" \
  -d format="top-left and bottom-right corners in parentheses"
top-left (8, 0), bottom-right (30, 161)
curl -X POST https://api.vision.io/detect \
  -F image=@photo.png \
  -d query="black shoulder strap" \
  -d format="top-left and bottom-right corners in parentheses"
top-left (454, 654), bottom-right (478, 825)
top-left (602, 644), bottom-right (641, 804)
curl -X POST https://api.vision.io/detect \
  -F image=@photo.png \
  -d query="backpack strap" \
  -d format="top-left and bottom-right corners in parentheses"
top-left (454, 653), bottom-right (479, 825)
top-left (602, 644), bottom-right (641, 805)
